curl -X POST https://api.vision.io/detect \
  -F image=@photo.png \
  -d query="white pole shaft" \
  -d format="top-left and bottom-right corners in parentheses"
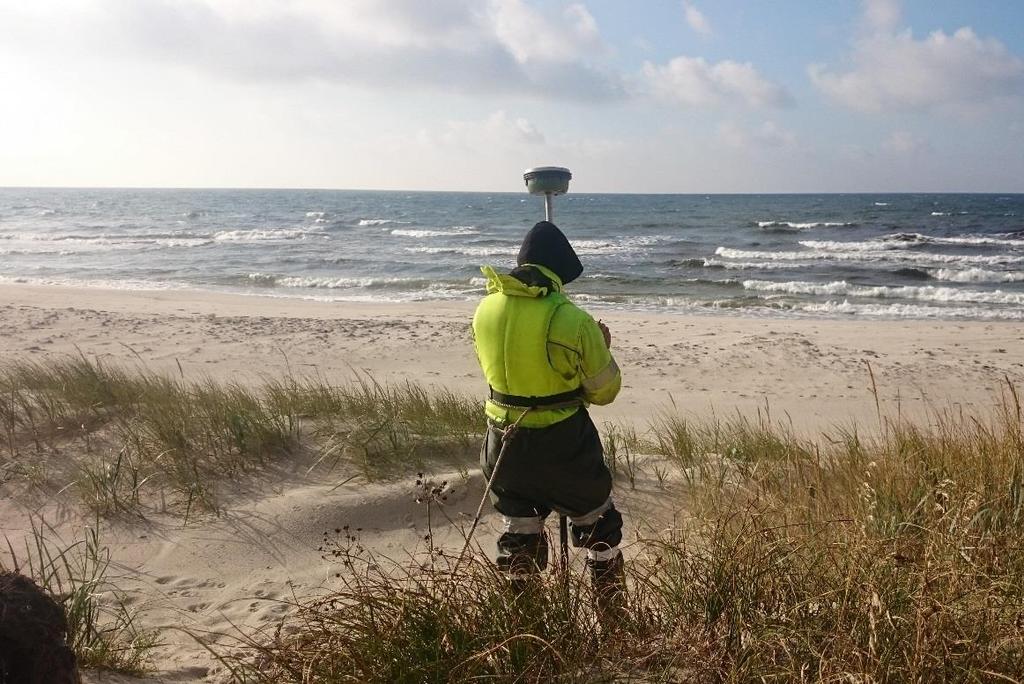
top-left (544, 193), bottom-right (553, 222)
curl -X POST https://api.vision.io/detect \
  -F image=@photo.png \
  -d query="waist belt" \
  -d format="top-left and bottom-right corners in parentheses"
top-left (488, 387), bottom-right (583, 410)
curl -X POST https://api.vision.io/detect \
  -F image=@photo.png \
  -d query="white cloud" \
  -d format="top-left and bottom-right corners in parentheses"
top-left (0, 0), bottom-right (623, 101)
top-left (683, 2), bottom-right (712, 36)
top-left (881, 130), bottom-right (929, 154)
top-left (419, 111), bottom-right (546, 149)
top-left (490, 0), bottom-right (604, 63)
top-left (811, 8), bottom-right (1024, 113)
top-left (718, 121), bottom-right (796, 149)
top-left (643, 56), bottom-right (791, 108)
top-left (862, 0), bottom-right (901, 33)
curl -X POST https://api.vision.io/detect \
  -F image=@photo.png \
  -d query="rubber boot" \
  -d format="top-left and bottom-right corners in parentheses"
top-left (588, 551), bottom-right (625, 629)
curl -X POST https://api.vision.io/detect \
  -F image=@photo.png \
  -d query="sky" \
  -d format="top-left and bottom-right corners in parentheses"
top-left (1, 0), bottom-right (1023, 193)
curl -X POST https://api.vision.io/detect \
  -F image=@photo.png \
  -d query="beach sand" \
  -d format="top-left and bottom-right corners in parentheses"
top-left (1, 283), bottom-right (1023, 681)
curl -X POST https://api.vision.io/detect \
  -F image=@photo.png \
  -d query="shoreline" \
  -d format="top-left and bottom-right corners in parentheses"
top-left (2, 281), bottom-right (1023, 431)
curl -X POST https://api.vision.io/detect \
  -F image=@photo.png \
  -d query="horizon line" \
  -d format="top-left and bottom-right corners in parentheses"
top-left (2, 185), bottom-right (1022, 196)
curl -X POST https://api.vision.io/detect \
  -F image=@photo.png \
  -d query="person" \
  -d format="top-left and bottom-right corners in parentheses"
top-left (472, 220), bottom-right (624, 611)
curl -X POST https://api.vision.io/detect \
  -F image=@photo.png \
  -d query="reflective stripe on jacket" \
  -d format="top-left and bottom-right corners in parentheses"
top-left (472, 263), bottom-right (621, 429)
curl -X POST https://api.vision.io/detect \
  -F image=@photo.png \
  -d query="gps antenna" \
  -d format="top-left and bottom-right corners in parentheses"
top-left (524, 166), bottom-right (571, 222)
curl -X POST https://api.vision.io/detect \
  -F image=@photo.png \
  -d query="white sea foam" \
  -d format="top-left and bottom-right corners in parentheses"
top-left (213, 228), bottom-right (324, 242)
top-left (277, 276), bottom-right (397, 289)
top-left (245, 272), bottom-right (277, 285)
top-left (794, 300), bottom-right (1024, 321)
top-left (931, 212), bottom-right (950, 216)
top-left (358, 218), bottom-right (409, 226)
top-left (928, 268), bottom-right (1024, 283)
top-left (0, 231), bottom-right (212, 249)
top-left (405, 246), bottom-right (512, 257)
top-left (874, 202), bottom-right (890, 206)
top-left (249, 274), bottom-right (424, 289)
top-left (799, 239), bottom-right (912, 252)
top-left (701, 258), bottom-right (808, 270)
top-left (714, 246), bottom-right (1024, 267)
top-left (856, 232), bottom-right (1024, 248)
top-left (391, 226), bottom-right (479, 238)
top-left (930, 234), bottom-right (1024, 247)
top-left (742, 279), bottom-right (1024, 306)
top-left (756, 220), bottom-right (853, 230)
top-left (0, 274), bottom-right (186, 291)
top-left (305, 211), bottom-right (326, 218)
top-left (571, 236), bottom-right (667, 255)
top-left (160, 238), bottom-right (215, 247)
top-left (0, 247), bottom-right (61, 256)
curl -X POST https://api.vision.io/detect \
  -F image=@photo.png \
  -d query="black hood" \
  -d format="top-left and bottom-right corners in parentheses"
top-left (516, 221), bottom-right (583, 285)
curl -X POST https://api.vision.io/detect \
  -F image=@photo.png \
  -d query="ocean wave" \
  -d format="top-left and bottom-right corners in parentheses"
top-left (794, 300), bottom-right (1024, 321)
top-left (931, 212), bottom-right (950, 216)
top-left (799, 239), bottom-right (912, 252)
top-left (358, 218), bottom-right (410, 226)
top-left (572, 236), bottom-right (668, 255)
top-left (928, 268), bottom-right (1024, 283)
top-left (1, 231), bottom-right (179, 242)
top-left (742, 279), bottom-right (1024, 305)
top-left (700, 258), bottom-right (811, 270)
top-left (213, 228), bottom-right (325, 242)
top-left (160, 238), bottom-right (215, 247)
top-left (871, 232), bottom-right (1024, 248)
top-left (242, 273), bottom-right (486, 299)
top-left (247, 274), bottom-right (425, 289)
top-left (0, 231), bottom-right (214, 249)
top-left (408, 236), bottom-right (675, 264)
top-left (391, 226), bottom-right (479, 238)
top-left (714, 246), bottom-right (1024, 267)
top-left (0, 274), bottom-right (186, 291)
top-left (874, 202), bottom-right (890, 206)
top-left (405, 246), bottom-right (514, 257)
top-left (755, 220), bottom-right (854, 231)
top-left (305, 211), bottom-right (326, 218)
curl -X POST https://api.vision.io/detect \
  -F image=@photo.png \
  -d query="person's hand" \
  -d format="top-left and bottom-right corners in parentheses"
top-left (598, 320), bottom-right (611, 349)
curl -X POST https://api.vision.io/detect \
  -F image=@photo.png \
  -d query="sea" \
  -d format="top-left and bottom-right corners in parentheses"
top-left (1, 188), bottom-right (1023, 321)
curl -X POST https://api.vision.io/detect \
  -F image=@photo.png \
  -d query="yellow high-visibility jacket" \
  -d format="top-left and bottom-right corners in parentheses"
top-left (472, 263), bottom-right (621, 429)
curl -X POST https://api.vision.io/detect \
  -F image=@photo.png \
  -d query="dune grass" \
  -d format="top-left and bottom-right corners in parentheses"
top-left (4, 356), bottom-right (1024, 680)
top-left (0, 356), bottom-right (483, 517)
top-left (225, 381), bottom-right (1024, 683)
top-left (1, 518), bottom-right (157, 674)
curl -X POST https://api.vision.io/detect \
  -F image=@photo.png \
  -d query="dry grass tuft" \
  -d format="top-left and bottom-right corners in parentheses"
top-left (225, 381), bottom-right (1024, 682)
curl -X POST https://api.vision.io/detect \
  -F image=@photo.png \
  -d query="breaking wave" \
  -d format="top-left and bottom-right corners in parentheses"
top-left (0, 231), bottom-right (215, 248)
top-left (871, 232), bottom-right (1024, 248)
top-left (391, 226), bottom-right (479, 238)
top-left (742, 279), bottom-right (1024, 306)
top-left (247, 274), bottom-right (425, 289)
top-left (213, 229), bottom-right (325, 242)
top-left (927, 268), bottom-right (1024, 283)
top-left (755, 220), bottom-right (855, 231)
top-left (792, 301), bottom-right (1024, 321)
top-left (404, 246), bottom-right (513, 257)
top-left (358, 218), bottom-right (409, 226)
top-left (714, 246), bottom-right (1024, 267)
top-left (699, 258), bottom-right (811, 271)
top-left (799, 239), bottom-right (913, 252)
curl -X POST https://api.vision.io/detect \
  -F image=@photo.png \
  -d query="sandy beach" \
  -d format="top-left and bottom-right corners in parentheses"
top-left (2, 282), bottom-right (1023, 429)
top-left (2, 282), bottom-right (1023, 681)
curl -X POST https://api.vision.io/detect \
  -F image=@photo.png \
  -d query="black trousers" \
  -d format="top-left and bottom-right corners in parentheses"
top-left (481, 409), bottom-right (623, 573)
